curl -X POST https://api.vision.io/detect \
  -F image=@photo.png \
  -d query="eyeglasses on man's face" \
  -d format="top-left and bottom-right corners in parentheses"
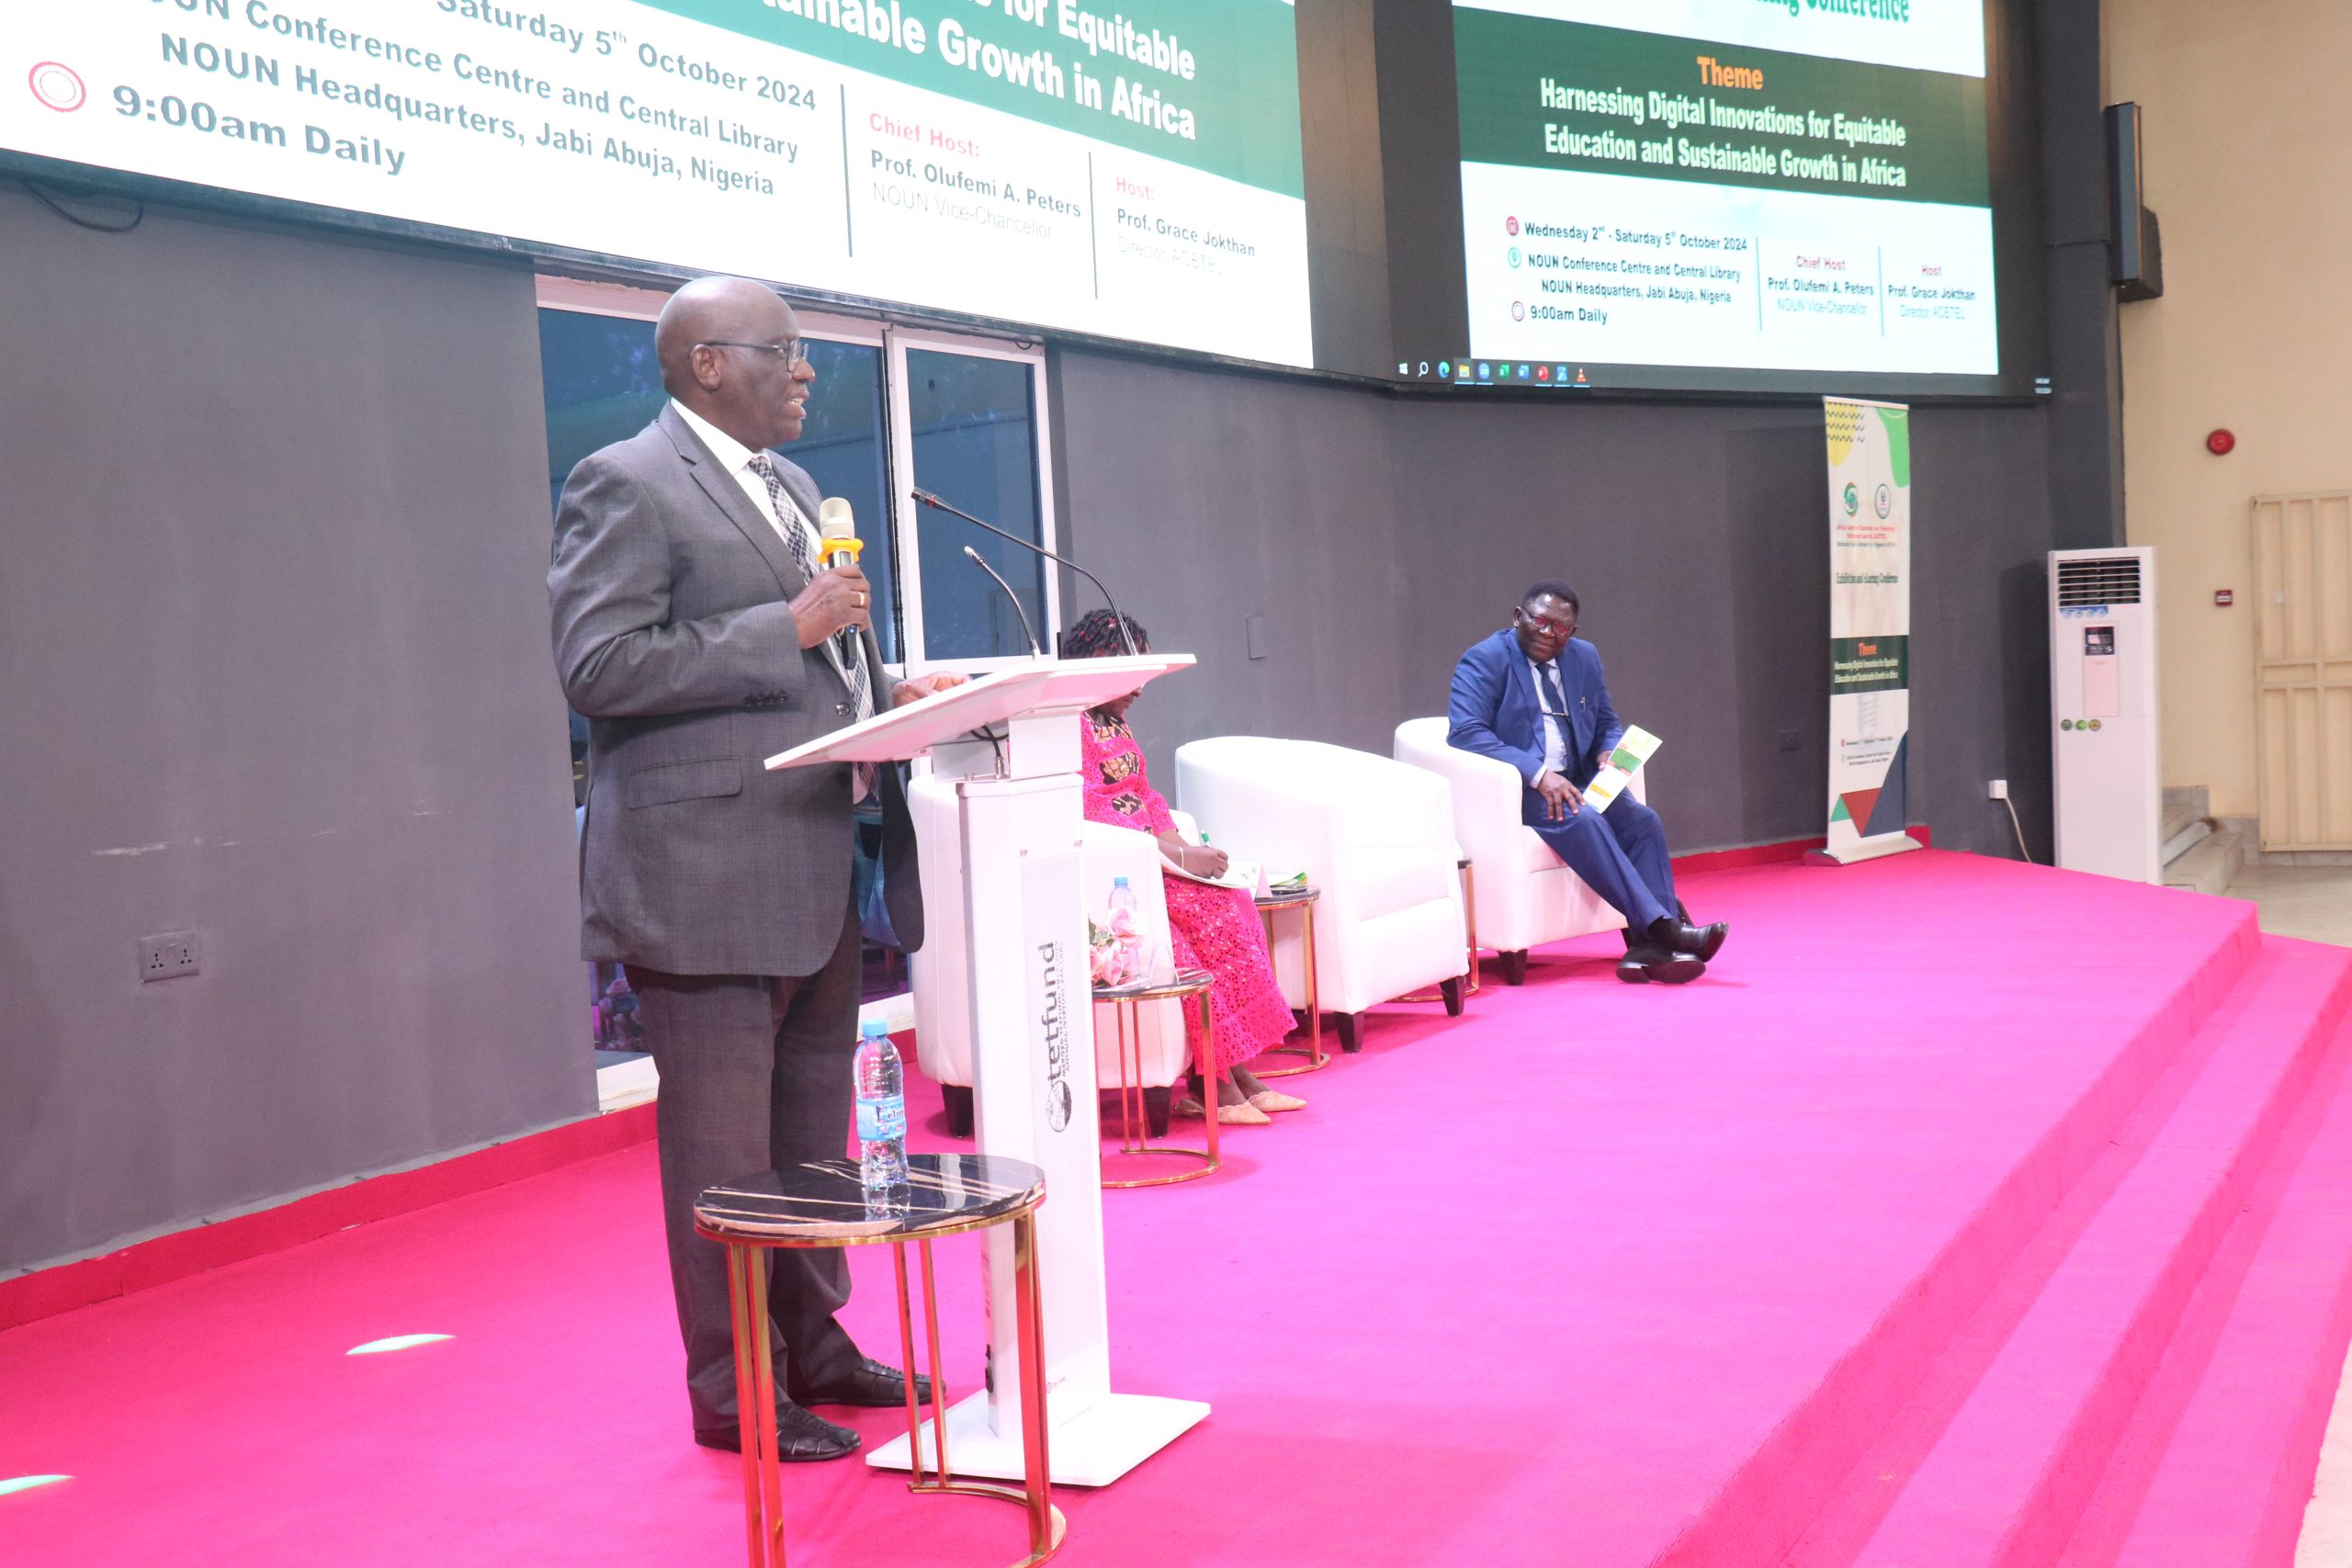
top-left (697, 338), bottom-right (811, 370)
top-left (1516, 608), bottom-right (1576, 639)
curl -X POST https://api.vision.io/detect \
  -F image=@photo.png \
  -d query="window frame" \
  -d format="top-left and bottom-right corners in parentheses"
top-left (885, 326), bottom-right (1060, 673)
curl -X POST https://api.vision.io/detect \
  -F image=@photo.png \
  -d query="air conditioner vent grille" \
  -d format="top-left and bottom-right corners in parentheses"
top-left (2056, 557), bottom-right (2143, 606)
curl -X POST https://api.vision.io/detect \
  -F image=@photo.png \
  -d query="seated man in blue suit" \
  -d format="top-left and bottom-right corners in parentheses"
top-left (1448, 580), bottom-right (1728, 984)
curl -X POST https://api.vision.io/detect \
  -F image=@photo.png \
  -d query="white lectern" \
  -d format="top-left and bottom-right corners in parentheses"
top-left (765, 655), bottom-right (1207, 1487)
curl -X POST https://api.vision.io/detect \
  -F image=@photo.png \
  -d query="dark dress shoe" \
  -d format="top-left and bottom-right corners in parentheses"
top-left (1618, 945), bottom-right (1705, 985)
top-left (788, 1356), bottom-right (931, 1408)
top-left (1648, 917), bottom-right (1729, 962)
top-left (694, 1403), bottom-right (863, 1461)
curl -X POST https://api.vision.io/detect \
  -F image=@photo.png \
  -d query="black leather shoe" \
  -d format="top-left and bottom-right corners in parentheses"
top-left (694, 1403), bottom-right (863, 1461)
top-left (1648, 917), bottom-right (1729, 962)
top-left (788, 1356), bottom-right (931, 1409)
top-left (1618, 946), bottom-right (1705, 985)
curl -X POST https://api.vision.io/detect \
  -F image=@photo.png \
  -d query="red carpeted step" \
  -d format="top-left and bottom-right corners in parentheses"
top-left (1809, 940), bottom-right (2352, 1568)
top-left (2057, 1007), bottom-right (2352, 1568)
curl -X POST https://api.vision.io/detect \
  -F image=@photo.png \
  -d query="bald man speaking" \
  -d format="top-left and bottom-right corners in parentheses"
top-left (549, 277), bottom-right (959, 1459)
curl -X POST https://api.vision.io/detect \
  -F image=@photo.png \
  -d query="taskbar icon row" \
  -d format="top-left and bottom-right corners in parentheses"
top-left (1395, 356), bottom-right (1593, 389)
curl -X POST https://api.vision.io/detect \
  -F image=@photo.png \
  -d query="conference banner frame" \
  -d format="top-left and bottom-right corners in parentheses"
top-left (1809, 394), bottom-right (1923, 867)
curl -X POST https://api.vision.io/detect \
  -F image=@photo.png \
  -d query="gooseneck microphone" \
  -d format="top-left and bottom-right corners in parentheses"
top-left (814, 497), bottom-right (863, 668)
top-left (910, 489), bottom-right (1137, 657)
top-left (962, 547), bottom-right (1043, 658)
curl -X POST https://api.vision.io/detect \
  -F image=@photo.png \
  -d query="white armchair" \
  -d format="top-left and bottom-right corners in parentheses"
top-left (1172, 737), bottom-right (1469, 1053)
top-left (907, 773), bottom-right (1195, 1138)
top-left (1392, 716), bottom-right (1643, 984)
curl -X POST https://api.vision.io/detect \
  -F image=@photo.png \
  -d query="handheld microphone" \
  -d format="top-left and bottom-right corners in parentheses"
top-left (962, 546), bottom-right (1042, 658)
top-left (815, 497), bottom-right (862, 572)
top-left (910, 489), bottom-right (1137, 656)
top-left (814, 497), bottom-right (864, 669)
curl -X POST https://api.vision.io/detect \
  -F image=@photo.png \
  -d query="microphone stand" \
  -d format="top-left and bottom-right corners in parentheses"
top-left (961, 546), bottom-right (1042, 658)
top-left (912, 489), bottom-right (1138, 656)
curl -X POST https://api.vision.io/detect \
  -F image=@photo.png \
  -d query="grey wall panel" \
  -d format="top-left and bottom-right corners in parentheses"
top-left (0, 191), bottom-right (591, 1271)
top-left (1053, 346), bottom-right (2057, 859)
top-left (1910, 407), bottom-right (2060, 860)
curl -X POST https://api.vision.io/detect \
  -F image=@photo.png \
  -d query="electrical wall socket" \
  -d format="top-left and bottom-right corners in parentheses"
top-left (1987, 779), bottom-right (2009, 800)
top-left (138, 931), bottom-right (200, 982)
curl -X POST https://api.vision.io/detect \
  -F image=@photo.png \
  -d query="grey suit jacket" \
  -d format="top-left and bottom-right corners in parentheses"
top-left (548, 402), bottom-right (922, 976)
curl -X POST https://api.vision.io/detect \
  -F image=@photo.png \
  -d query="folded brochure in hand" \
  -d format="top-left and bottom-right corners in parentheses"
top-left (1582, 726), bottom-right (1661, 810)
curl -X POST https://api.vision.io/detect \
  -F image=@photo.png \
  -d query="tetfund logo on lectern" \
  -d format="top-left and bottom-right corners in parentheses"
top-left (1036, 940), bottom-right (1073, 1132)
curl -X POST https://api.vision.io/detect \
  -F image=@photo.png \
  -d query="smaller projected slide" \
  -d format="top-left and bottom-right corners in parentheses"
top-left (1455, 0), bottom-right (1996, 378)
top-left (1, 0), bottom-right (1309, 367)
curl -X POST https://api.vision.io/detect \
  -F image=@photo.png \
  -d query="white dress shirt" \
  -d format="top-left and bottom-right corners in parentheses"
top-left (671, 398), bottom-right (822, 563)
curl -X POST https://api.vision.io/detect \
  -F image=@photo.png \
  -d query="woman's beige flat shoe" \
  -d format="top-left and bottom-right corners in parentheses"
top-left (1175, 1095), bottom-right (1272, 1126)
top-left (1248, 1089), bottom-right (1307, 1113)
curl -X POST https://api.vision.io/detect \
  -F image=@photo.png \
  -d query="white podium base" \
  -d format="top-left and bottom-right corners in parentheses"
top-left (1804, 831), bottom-right (1925, 866)
top-left (865, 1389), bottom-right (1209, 1488)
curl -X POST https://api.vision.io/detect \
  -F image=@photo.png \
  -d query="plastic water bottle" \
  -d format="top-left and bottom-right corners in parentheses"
top-left (854, 1021), bottom-right (907, 1201)
top-left (1109, 874), bottom-right (1142, 984)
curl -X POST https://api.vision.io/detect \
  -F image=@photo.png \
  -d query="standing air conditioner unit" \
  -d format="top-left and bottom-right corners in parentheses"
top-left (2050, 547), bottom-right (2160, 882)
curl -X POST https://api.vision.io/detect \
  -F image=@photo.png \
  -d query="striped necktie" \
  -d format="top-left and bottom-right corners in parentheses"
top-left (748, 455), bottom-right (876, 796)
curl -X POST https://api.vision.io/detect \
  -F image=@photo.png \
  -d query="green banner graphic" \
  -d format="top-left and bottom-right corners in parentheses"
top-left (1456, 8), bottom-right (1987, 208)
top-left (1831, 634), bottom-right (1910, 694)
top-left (636, 0), bottom-right (1305, 196)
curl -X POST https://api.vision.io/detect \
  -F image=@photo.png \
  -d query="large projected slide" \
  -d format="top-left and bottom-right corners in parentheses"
top-left (1456, 0), bottom-right (1995, 378)
top-left (3, 0), bottom-right (1309, 366)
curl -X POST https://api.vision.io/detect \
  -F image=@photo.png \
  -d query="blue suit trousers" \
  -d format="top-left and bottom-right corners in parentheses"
top-left (1522, 789), bottom-right (1676, 935)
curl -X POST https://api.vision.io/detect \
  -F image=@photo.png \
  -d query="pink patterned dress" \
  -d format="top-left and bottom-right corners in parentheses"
top-left (1080, 713), bottom-right (1295, 1074)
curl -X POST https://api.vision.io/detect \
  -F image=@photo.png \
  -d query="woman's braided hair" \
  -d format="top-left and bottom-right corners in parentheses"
top-left (1058, 607), bottom-right (1149, 660)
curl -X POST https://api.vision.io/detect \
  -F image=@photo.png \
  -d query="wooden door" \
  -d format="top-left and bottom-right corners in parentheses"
top-left (2252, 491), bottom-right (2352, 849)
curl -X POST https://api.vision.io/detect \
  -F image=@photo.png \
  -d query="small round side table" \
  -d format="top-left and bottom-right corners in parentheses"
top-left (1250, 886), bottom-right (1327, 1077)
top-left (1094, 966), bottom-right (1219, 1188)
top-left (694, 1154), bottom-right (1064, 1568)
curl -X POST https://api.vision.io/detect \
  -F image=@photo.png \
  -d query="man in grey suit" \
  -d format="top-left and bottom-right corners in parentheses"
top-left (548, 276), bottom-right (960, 1458)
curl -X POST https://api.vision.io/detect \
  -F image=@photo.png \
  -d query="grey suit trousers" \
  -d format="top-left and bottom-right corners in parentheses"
top-left (628, 896), bottom-right (865, 1432)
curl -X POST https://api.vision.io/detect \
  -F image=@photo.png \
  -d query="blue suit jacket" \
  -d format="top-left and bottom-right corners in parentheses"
top-left (1447, 627), bottom-right (1624, 789)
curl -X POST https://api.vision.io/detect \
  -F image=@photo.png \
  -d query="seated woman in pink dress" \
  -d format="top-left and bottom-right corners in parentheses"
top-left (1064, 609), bottom-right (1305, 1126)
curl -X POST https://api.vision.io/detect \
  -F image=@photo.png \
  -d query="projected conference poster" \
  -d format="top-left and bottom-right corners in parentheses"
top-left (2, 0), bottom-right (1311, 367)
top-left (1454, 0), bottom-right (1996, 378)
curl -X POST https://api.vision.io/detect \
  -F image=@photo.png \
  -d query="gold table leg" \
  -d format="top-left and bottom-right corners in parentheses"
top-left (885, 1228), bottom-right (1068, 1568)
top-left (1463, 863), bottom-right (1482, 996)
top-left (1198, 990), bottom-right (1219, 1172)
top-left (726, 1243), bottom-right (786, 1568)
top-left (1252, 900), bottom-right (1328, 1078)
top-left (1100, 993), bottom-right (1219, 1188)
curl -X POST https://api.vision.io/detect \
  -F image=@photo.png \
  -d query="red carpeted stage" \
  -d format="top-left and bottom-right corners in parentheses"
top-left (6, 851), bottom-right (2351, 1568)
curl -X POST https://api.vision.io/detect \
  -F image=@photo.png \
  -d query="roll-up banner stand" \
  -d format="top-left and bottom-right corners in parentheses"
top-left (1809, 397), bottom-right (1926, 867)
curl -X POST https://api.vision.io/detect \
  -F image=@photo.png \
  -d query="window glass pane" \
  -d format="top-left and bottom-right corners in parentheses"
top-left (907, 348), bottom-right (1046, 660)
top-left (793, 340), bottom-right (897, 663)
top-left (539, 310), bottom-right (666, 524)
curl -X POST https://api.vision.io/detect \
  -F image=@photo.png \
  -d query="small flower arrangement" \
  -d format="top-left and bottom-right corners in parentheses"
top-left (1089, 907), bottom-right (1144, 988)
